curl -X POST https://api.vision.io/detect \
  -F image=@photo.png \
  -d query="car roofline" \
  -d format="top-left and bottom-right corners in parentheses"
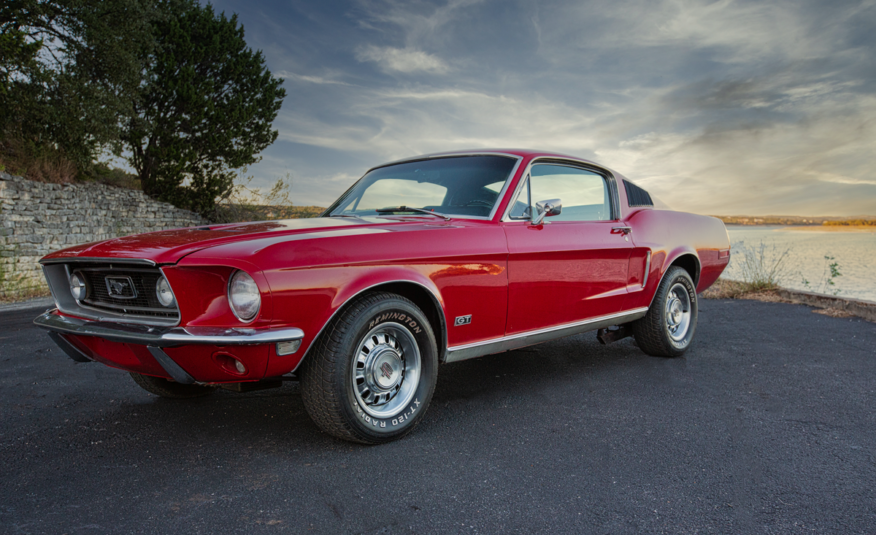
top-left (364, 150), bottom-right (524, 174)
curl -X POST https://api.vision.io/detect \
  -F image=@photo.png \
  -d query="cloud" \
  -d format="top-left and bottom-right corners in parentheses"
top-left (275, 71), bottom-right (353, 86)
top-left (596, 93), bottom-right (876, 215)
top-left (209, 0), bottom-right (876, 216)
top-left (353, 0), bottom-right (485, 46)
top-left (355, 46), bottom-right (450, 73)
top-left (813, 172), bottom-right (876, 186)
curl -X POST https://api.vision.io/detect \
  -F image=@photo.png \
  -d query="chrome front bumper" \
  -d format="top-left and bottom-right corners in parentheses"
top-left (33, 309), bottom-right (305, 348)
top-left (34, 309), bottom-right (306, 385)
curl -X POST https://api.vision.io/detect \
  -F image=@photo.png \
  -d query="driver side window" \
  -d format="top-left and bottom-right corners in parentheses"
top-left (529, 164), bottom-right (611, 222)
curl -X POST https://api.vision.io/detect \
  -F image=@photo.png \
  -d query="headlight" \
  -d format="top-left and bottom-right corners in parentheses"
top-left (155, 276), bottom-right (176, 307)
top-left (228, 270), bottom-right (260, 322)
top-left (69, 272), bottom-right (86, 300)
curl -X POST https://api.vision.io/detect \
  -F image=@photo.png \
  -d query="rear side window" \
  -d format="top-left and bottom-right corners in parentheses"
top-left (624, 180), bottom-right (653, 207)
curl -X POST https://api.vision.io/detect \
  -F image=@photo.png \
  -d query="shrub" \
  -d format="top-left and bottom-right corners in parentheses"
top-left (729, 240), bottom-right (792, 292)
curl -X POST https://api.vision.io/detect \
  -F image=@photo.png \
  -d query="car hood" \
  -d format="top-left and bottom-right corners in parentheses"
top-left (41, 217), bottom-right (421, 265)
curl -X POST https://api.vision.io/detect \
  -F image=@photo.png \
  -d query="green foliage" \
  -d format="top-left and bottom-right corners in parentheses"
top-left (0, 0), bottom-right (156, 168)
top-left (80, 161), bottom-right (141, 189)
top-left (1, 0), bottom-right (285, 206)
top-left (802, 255), bottom-right (843, 295)
top-left (125, 0), bottom-right (286, 217)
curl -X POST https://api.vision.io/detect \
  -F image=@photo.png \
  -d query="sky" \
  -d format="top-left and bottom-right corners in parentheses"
top-left (209, 0), bottom-right (876, 216)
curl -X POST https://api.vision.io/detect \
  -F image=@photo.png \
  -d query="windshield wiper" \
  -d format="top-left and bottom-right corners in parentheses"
top-left (374, 206), bottom-right (451, 221)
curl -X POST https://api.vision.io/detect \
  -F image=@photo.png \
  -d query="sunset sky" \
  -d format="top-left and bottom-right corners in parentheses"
top-left (210, 0), bottom-right (876, 216)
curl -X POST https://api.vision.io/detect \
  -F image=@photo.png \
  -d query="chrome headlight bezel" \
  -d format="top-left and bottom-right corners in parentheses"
top-left (227, 270), bottom-right (261, 323)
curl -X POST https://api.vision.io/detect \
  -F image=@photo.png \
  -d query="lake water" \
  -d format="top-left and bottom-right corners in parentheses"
top-left (723, 226), bottom-right (876, 302)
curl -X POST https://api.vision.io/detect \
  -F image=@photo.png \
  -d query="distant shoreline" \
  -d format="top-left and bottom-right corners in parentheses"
top-left (725, 223), bottom-right (876, 232)
top-left (717, 216), bottom-right (876, 227)
top-left (783, 225), bottom-right (876, 233)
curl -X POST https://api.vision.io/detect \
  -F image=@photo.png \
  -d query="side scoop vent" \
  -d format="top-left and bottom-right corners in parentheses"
top-left (624, 180), bottom-right (654, 207)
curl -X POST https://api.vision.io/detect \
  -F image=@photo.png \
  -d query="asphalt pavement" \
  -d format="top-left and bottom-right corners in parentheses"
top-left (1, 299), bottom-right (875, 534)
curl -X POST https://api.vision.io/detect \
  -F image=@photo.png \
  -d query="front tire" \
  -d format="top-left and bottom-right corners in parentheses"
top-left (633, 266), bottom-right (698, 357)
top-left (129, 373), bottom-right (217, 399)
top-left (299, 292), bottom-right (438, 444)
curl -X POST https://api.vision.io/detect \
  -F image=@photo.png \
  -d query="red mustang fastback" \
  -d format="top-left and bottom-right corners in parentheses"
top-left (35, 150), bottom-right (730, 443)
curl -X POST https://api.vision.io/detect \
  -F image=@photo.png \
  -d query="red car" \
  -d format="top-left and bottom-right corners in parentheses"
top-left (34, 149), bottom-right (730, 443)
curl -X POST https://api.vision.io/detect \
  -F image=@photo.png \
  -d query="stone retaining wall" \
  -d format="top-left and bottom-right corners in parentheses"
top-left (0, 172), bottom-right (206, 299)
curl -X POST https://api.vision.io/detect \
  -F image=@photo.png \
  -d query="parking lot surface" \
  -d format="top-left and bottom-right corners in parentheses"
top-left (2, 299), bottom-right (875, 534)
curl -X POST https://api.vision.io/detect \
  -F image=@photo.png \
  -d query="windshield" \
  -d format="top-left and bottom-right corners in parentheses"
top-left (327, 155), bottom-right (518, 219)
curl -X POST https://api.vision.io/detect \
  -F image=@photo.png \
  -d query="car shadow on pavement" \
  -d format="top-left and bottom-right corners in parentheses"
top-left (34, 332), bottom-right (669, 455)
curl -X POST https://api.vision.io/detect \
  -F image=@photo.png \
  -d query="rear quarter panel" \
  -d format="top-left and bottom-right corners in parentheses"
top-left (625, 209), bottom-right (730, 310)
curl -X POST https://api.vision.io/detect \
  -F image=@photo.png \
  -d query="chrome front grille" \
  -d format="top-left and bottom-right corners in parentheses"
top-left (41, 260), bottom-right (181, 326)
top-left (76, 266), bottom-right (179, 320)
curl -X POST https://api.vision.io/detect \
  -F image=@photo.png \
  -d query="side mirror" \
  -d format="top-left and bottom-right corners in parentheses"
top-left (531, 199), bottom-right (562, 225)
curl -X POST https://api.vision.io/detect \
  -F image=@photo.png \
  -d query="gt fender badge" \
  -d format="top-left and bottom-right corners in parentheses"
top-left (454, 315), bottom-right (472, 326)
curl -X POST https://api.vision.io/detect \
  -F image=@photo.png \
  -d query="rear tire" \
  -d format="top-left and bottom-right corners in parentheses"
top-left (129, 373), bottom-right (217, 399)
top-left (299, 292), bottom-right (438, 444)
top-left (633, 266), bottom-right (698, 357)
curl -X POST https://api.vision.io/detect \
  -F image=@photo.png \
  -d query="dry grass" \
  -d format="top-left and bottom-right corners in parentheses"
top-left (84, 163), bottom-right (141, 190)
top-left (730, 241), bottom-right (792, 292)
top-left (701, 279), bottom-right (788, 302)
top-left (0, 138), bottom-right (78, 183)
top-left (23, 153), bottom-right (78, 183)
top-left (812, 307), bottom-right (857, 318)
top-left (0, 137), bottom-right (140, 189)
top-left (703, 278), bottom-right (862, 319)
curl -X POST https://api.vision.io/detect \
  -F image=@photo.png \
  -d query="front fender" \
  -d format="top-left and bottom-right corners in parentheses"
top-left (327, 266), bottom-right (445, 314)
top-left (261, 265), bottom-right (448, 376)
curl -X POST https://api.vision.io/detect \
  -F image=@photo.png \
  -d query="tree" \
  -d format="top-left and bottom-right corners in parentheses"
top-left (0, 0), bottom-right (155, 168)
top-left (125, 1), bottom-right (286, 216)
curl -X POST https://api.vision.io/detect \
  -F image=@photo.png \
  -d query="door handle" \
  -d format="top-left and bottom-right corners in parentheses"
top-left (612, 226), bottom-right (632, 235)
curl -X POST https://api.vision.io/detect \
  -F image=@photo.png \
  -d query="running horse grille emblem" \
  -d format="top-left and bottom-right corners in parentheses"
top-left (380, 362), bottom-right (394, 379)
top-left (105, 276), bottom-right (137, 299)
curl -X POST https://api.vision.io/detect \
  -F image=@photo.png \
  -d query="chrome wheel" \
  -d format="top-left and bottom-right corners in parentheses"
top-left (632, 266), bottom-right (697, 358)
top-left (665, 282), bottom-right (692, 342)
top-left (352, 322), bottom-right (421, 419)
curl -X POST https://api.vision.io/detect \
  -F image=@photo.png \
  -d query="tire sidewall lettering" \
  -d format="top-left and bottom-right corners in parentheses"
top-left (348, 307), bottom-right (432, 434)
top-left (352, 398), bottom-right (420, 428)
top-left (367, 311), bottom-right (422, 334)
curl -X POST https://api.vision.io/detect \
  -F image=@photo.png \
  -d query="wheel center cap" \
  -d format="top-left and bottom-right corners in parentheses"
top-left (669, 299), bottom-right (683, 323)
top-left (368, 349), bottom-right (403, 391)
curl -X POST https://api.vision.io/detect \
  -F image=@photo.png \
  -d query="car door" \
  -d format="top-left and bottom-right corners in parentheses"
top-left (502, 163), bottom-right (632, 335)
